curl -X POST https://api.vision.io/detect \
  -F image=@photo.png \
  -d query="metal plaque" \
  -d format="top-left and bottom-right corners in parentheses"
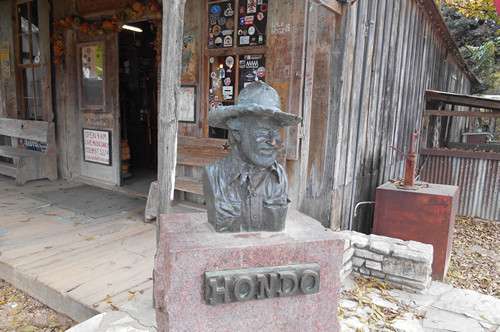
top-left (204, 263), bottom-right (320, 305)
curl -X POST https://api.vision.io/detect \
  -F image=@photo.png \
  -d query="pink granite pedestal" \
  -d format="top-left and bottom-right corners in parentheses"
top-left (154, 209), bottom-right (344, 332)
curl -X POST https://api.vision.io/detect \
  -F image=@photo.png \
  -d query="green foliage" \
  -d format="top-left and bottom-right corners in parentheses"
top-left (462, 38), bottom-right (500, 94)
top-left (439, 0), bottom-right (499, 22)
top-left (441, 3), bottom-right (500, 93)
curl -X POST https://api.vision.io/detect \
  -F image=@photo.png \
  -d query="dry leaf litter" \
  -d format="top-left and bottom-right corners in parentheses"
top-left (0, 279), bottom-right (76, 331)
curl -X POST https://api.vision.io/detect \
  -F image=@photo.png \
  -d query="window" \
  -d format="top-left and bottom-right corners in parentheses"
top-left (15, 0), bottom-right (43, 120)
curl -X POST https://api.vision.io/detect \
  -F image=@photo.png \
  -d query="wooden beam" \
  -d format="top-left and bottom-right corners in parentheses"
top-left (158, 0), bottom-right (186, 219)
top-left (425, 109), bottom-right (500, 119)
top-left (310, 0), bottom-right (343, 15)
top-left (426, 90), bottom-right (500, 110)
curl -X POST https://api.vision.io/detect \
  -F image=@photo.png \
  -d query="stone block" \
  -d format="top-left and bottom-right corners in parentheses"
top-left (352, 256), bottom-right (365, 267)
top-left (350, 233), bottom-right (369, 249)
top-left (371, 270), bottom-right (386, 279)
top-left (154, 210), bottom-right (344, 332)
top-left (354, 248), bottom-right (384, 262)
top-left (382, 257), bottom-right (430, 282)
top-left (369, 240), bottom-right (391, 255)
top-left (359, 267), bottom-right (371, 276)
top-left (343, 247), bottom-right (355, 264)
top-left (392, 246), bottom-right (430, 263)
top-left (408, 240), bottom-right (433, 256)
top-left (343, 260), bottom-right (353, 272)
top-left (365, 260), bottom-right (382, 271)
top-left (386, 275), bottom-right (426, 291)
top-left (369, 233), bottom-right (404, 244)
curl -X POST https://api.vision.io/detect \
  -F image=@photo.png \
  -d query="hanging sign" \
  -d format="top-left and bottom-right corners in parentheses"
top-left (83, 129), bottom-right (112, 165)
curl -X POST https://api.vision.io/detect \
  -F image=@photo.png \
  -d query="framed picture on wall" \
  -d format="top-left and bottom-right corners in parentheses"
top-left (179, 85), bottom-right (196, 123)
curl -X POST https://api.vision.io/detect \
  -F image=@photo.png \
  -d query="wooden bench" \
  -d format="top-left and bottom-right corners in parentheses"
top-left (174, 135), bottom-right (230, 195)
top-left (0, 118), bottom-right (57, 186)
top-left (144, 135), bottom-right (230, 221)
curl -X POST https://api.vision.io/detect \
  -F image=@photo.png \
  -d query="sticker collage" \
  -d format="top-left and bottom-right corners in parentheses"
top-left (207, 0), bottom-right (268, 114)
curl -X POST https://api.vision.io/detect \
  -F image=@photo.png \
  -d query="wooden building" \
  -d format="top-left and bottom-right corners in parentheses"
top-left (0, 0), bottom-right (479, 232)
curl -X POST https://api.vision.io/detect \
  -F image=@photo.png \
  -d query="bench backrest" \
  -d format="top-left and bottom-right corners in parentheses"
top-left (0, 118), bottom-right (50, 143)
top-left (177, 136), bottom-right (230, 167)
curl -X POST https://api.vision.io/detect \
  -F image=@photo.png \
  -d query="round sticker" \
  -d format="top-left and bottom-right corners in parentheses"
top-left (214, 37), bottom-right (223, 47)
top-left (210, 5), bottom-right (221, 14)
top-left (224, 35), bottom-right (233, 47)
top-left (211, 72), bottom-right (217, 79)
top-left (261, 3), bottom-right (268, 11)
top-left (226, 18), bottom-right (234, 29)
top-left (218, 17), bottom-right (226, 25)
top-left (217, 102), bottom-right (223, 107)
top-left (248, 26), bottom-right (256, 35)
top-left (209, 93), bottom-right (215, 100)
top-left (209, 57), bottom-right (215, 64)
top-left (225, 56), bottom-right (235, 68)
top-left (224, 77), bottom-right (231, 85)
top-left (257, 12), bottom-right (264, 21)
top-left (213, 25), bottom-right (221, 36)
top-left (257, 66), bottom-right (266, 78)
top-left (210, 102), bottom-right (216, 109)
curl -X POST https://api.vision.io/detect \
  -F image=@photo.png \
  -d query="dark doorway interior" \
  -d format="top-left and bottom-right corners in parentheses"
top-left (119, 21), bottom-right (157, 193)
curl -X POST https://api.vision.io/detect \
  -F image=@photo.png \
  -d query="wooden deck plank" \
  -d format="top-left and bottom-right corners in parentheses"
top-left (0, 177), bottom-right (182, 322)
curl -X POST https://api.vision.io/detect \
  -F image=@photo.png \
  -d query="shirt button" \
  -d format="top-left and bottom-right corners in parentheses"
top-left (252, 192), bottom-right (257, 197)
top-left (253, 214), bottom-right (257, 219)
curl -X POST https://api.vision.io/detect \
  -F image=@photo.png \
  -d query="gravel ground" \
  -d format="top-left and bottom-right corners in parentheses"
top-left (0, 279), bottom-right (76, 331)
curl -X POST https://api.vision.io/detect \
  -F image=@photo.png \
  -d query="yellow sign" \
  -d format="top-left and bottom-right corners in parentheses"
top-left (1, 42), bottom-right (11, 78)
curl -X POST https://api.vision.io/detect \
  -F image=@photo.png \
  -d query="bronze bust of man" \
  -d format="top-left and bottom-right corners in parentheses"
top-left (202, 81), bottom-right (302, 233)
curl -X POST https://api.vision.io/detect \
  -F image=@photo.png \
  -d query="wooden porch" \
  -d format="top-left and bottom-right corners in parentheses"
top-left (0, 175), bottom-right (201, 323)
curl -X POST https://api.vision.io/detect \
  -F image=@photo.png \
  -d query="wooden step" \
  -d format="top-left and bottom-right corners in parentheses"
top-left (0, 160), bottom-right (17, 178)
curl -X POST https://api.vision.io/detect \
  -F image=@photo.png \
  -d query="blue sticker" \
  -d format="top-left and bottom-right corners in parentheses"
top-left (210, 5), bottom-right (221, 14)
top-left (239, 17), bottom-right (245, 26)
top-left (209, 39), bottom-right (214, 47)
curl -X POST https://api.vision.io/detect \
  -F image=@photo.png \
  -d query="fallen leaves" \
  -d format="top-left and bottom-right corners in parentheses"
top-left (445, 215), bottom-right (499, 298)
top-left (339, 276), bottom-right (423, 331)
top-left (0, 279), bottom-right (75, 330)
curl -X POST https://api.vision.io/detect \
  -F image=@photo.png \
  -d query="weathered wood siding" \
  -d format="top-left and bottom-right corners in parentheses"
top-left (0, 1), bottom-right (18, 119)
top-left (293, 0), bottom-right (473, 232)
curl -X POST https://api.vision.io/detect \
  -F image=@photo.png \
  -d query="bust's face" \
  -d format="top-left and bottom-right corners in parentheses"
top-left (237, 116), bottom-right (283, 168)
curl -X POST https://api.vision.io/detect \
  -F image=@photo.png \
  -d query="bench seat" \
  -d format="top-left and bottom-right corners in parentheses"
top-left (0, 118), bottom-right (57, 186)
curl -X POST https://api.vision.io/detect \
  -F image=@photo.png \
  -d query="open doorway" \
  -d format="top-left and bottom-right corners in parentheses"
top-left (118, 21), bottom-right (158, 196)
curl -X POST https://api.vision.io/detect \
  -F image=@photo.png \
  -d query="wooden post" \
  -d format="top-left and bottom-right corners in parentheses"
top-left (157, 0), bottom-right (186, 242)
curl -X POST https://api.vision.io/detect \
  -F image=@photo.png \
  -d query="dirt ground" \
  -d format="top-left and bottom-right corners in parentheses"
top-left (0, 279), bottom-right (76, 331)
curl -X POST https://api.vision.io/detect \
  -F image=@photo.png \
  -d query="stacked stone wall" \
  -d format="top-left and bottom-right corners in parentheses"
top-left (337, 231), bottom-right (433, 292)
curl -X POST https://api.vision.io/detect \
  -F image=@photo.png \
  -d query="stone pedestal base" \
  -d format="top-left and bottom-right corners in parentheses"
top-left (373, 181), bottom-right (459, 280)
top-left (154, 210), bottom-right (344, 332)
